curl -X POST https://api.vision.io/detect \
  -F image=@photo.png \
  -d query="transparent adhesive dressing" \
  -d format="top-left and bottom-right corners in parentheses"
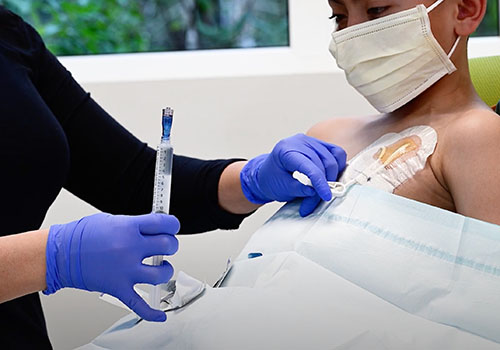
top-left (294, 125), bottom-right (437, 198)
top-left (150, 107), bottom-right (174, 310)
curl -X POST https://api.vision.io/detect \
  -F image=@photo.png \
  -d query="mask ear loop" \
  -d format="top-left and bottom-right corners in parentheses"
top-left (425, 0), bottom-right (461, 59)
top-left (447, 36), bottom-right (461, 58)
top-left (427, 0), bottom-right (445, 13)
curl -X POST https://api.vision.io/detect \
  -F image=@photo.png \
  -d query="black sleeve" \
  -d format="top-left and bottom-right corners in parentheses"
top-left (20, 15), bottom-right (249, 233)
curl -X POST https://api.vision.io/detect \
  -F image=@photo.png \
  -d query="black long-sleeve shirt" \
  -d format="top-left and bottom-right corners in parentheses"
top-left (0, 7), bottom-right (247, 349)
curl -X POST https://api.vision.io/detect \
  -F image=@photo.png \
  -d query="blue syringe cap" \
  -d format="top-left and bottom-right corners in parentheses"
top-left (162, 107), bottom-right (174, 140)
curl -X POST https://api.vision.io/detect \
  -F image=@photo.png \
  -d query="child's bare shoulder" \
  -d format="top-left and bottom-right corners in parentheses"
top-left (437, 107), bottom-right (500, 223)
top-left (307, 116), bottom-right (369, 143)
top-left (441, 108), bottom-right (500, 152)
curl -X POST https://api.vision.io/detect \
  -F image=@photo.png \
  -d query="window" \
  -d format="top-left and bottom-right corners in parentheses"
top-left (1, 0), bottom-right (497, 83)
top-left (0, 0), bottom-right (289, 56)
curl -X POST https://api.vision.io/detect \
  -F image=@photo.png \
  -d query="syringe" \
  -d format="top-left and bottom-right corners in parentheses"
top-left (150, 107), bottom-right (174, 310)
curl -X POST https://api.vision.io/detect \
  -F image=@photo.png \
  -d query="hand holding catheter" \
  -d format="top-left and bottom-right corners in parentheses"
top-left (294, 142), bottom-right (416, 199)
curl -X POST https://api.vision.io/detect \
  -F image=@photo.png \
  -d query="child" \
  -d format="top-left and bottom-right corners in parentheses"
top-left (308, 0), bottom-right (500, 224)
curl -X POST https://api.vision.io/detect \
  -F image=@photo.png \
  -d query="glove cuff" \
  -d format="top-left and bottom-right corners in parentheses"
top-left (43, 225), bottom-right (65, 295)
top-left (240, 154), bottom-right (271, 204)
top-left (43, 219), bottom-right (88, 295)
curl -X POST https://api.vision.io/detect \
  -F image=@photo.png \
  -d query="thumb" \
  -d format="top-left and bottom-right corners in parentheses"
top-left (121, 289), bottom-right (166, 322)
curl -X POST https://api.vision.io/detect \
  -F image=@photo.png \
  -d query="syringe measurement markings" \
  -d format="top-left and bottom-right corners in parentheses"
top-left (153, 173), bottom-right (171, 213)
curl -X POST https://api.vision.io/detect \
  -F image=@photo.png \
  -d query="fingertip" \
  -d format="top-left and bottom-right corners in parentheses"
top-left (162, 215), bottom-right (180, 235)
top-left (299, 196), bottom-right (321, 217)
top-left (158, 261), bottom-right (175, 283)
top-left (161, 259), bottom-right (173, 267)
top-left (155, 312), bottom-right (167, 322)
top-left (146, 262), bottom-right (175, 285)
top-left (143, 310), bottom-right (167, 322)
top-left (123, 290), bottom-right (166, 323)
top-left (139, 214), bottom-right (180, 235)
top-left (312, 180), bottom-right (332, 202)
top-left (299, 205), bottom-right (314, 217)
top-left (320, 189), bottom-right (332, 202)
top-left (299, 208), bottom-right (309, 218)
top-left (168, 237), bottom-right (179, 255)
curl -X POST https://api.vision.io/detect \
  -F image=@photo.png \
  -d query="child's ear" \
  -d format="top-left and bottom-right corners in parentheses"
top-left (454, 0), bottom-right (487, 36)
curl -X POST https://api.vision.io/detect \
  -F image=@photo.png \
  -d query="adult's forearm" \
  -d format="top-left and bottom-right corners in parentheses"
top-left (218, 161), bottom-right (261, 214)
top-left (0, 229), bottom-right (48, 303)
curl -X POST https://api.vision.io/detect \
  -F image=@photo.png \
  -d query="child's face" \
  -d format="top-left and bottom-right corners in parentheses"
top-left (328, 0), bottom-right (456, 54)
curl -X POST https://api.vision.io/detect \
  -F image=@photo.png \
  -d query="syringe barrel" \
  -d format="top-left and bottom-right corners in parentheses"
top-left (150, 107), bottom-right (174, 310)
top-left (150, 141), bottom-right (173, 310)
top-left (152, 141), bottom-right (173, 214)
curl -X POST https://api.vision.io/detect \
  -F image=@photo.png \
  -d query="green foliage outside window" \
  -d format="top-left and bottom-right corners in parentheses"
top-left (0, 0), bottom-right (289, 56)
top-left (0, 1), bottom-right (498, 56)
top-left (474, 0), bottom-right (499, 36)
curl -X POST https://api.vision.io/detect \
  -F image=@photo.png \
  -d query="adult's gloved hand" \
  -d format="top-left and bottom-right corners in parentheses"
top-left (44, 213), bottom-right (179, 322)
top-left (240, 133), bottom-right (347, 217)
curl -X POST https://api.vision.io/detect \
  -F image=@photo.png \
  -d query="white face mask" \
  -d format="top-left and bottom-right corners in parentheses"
top-left (329, 0), bottom-right (460, 113)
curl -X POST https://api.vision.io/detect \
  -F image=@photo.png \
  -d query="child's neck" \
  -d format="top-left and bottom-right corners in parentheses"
top-left (388, 53), bottom-right (484, 120)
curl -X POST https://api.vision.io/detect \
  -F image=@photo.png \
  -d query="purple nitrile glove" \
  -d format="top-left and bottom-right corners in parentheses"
top-left (44, 213), bottom-right (179, 322)
top-left (240, 133), bottom-right (347, 217)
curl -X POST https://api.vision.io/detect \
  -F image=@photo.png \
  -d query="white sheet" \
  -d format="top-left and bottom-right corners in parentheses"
top-left (81, 186), bottom-right (500, 350)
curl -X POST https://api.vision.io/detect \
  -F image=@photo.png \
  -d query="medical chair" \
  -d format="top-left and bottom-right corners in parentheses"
top-left (468, 55), bottom-right (500, 114)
